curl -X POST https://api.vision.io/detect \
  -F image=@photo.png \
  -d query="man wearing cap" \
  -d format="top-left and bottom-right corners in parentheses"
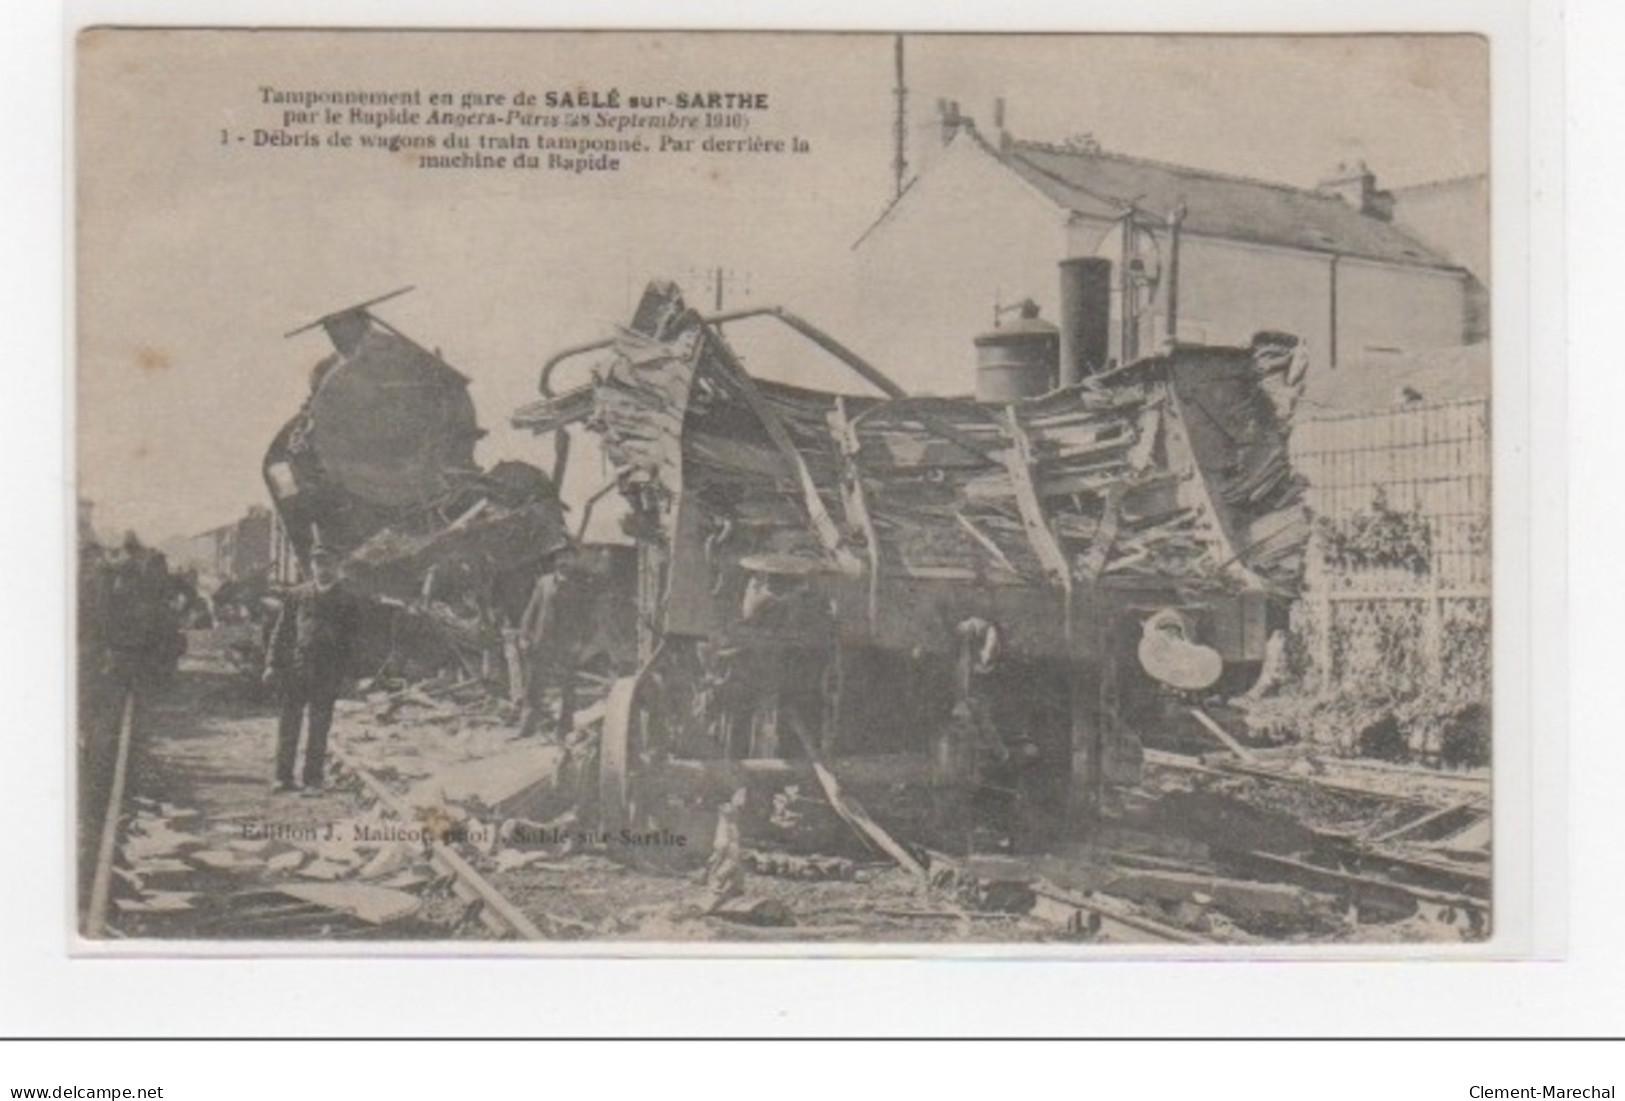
top-left (262, 545), bottom-right (362, 794)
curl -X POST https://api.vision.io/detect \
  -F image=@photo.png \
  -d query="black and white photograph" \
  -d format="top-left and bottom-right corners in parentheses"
top-left (74, 29), bottom-right (1496, 949)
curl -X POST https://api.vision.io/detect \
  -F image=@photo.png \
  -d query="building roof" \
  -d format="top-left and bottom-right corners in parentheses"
top-left (1390, 172), bottom-right (1488, 196)
top-left (1001, 139), bottom-right (1458, 270)
top-left (1300, 342), bottom-right (1490, 414)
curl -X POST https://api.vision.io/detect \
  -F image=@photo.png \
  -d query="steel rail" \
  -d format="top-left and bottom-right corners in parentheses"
top-left (330, 744), bottom-right (548, 941)
top-left (85, 690), bottom-right (137, 938)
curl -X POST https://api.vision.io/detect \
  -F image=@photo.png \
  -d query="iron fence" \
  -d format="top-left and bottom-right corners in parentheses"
top-left (1289, 396), bottom-right (1490, 692)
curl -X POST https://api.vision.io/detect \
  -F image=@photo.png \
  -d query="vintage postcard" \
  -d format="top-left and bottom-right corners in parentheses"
top-left (75, 29), bottom-right (1496, 950)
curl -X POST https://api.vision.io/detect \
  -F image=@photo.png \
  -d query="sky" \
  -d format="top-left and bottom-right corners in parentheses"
top-left (76, 31), bottom-right (1488, 545)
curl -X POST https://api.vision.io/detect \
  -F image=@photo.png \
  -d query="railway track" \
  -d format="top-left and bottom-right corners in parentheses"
top-left (84, 689), bottom-right (137, 939)
top-left (84, 676), bottom-right (542, 942)
top-left (85, 666), bottom-right (1486, 946)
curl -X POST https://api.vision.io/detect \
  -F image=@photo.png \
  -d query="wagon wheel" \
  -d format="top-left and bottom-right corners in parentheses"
top-left (599, 675), bottom-right (641, 834)
top-left (597, 637), bottom-right (674, 834)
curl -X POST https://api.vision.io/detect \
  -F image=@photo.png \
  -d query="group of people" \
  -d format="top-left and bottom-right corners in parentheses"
top-left (77, 531), bottom-right (203, 809)
top-left (78, 524), bottom-right (592, 799)
top-left (78, 531), bottom-right (199, 701)
top-left (76, 524), bottom-right (365, 798)
top-left (263, 541), bottom-right (617, 792)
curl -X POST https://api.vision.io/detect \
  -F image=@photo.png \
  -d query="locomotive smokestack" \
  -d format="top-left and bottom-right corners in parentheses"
top-left (1058, 257), bottom-right (1112, 384)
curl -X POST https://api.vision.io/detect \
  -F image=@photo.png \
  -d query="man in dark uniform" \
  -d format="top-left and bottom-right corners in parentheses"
top-left (262, 545), bottom-right (362, 794)
top-left (516, 547), bottom-right (608, 740)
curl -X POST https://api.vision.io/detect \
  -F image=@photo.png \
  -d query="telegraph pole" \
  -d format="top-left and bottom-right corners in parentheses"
top-left (893, 35), bottom-right (908, 199)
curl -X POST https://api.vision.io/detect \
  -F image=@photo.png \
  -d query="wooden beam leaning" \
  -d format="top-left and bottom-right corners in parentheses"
top-left (785, 714), bottom-right (927, 881)
top-left (1077, 485), bottom-right (1124, 583)
top-left (1188, 705), bottom-right (1261, 764)
top-left (955, 511), bottom-right (1020, 576)
top-left (332, 744), bottom-right (550, 941)
top-left (828, 395), bottom-right (883, 620)
top-left (1000, 405), bottom-right (1074, 637)
top-left (1368, 800), bottom-right (1482, 845)
top-left (704, 330), bottom-right (861, 575)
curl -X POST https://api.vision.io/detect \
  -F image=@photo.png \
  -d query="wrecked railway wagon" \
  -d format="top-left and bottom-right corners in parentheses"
top-left (519, 279), bottom-right (1310, 843)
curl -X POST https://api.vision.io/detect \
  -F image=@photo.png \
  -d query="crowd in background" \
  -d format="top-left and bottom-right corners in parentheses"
top-left (77, 530), bottom-right (204, 728)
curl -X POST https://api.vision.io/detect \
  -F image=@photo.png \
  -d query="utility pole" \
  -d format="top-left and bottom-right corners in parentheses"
top-left (892, 34), bottom-right (908, 200)
top-left (686, 265), bottom-right (732, 310)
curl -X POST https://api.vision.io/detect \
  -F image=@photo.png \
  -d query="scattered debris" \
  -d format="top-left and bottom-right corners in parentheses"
top-left (702, 790), bottom-right (747, 908)
top-left (123, 827), bottom-right (198, 862)
top-left (357, 841), bottom-right (416, 881)
top-left (128, 857), bottom-right (193, 877)
top-left (930, 855), bottom-right (1037, 914)
top-left (264, 850), bottom-right (306, 874)
top-left (376, 870), bottom-right (432, 891)
top-left (295, 859), bottom-right (351, 881)
top-left (275, 883), bottom-right (422, 926)
top-left (407, 741), bottom-right (571, 821)
top-left (709, 897), bottom-right (796, 927)
top-left (1102, 867), bottom-right (1329, 926)
top-left (114, 891), bottom-right (198, 914)
top-left (743, 850), bottom-right (858, 881)
top-left (490, 849), bottom-right (559, 874)
top-left (190, 849), bottom-right (258, 872)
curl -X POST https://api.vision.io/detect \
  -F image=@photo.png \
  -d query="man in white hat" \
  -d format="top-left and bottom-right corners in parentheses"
top-left (262, 543), bottom-right (362, 794)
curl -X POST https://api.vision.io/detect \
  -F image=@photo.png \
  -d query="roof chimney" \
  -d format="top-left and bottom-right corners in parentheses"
top-left (993, 97), bottom-right (1011, 153)
top-left (939, 99), bottom-right (963, 146)
top-left (1317, 160), bottom-right (1394, 221)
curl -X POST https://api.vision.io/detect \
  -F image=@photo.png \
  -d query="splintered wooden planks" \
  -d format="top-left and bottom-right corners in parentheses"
top-left (594, 325), bottom-right (704, 492)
